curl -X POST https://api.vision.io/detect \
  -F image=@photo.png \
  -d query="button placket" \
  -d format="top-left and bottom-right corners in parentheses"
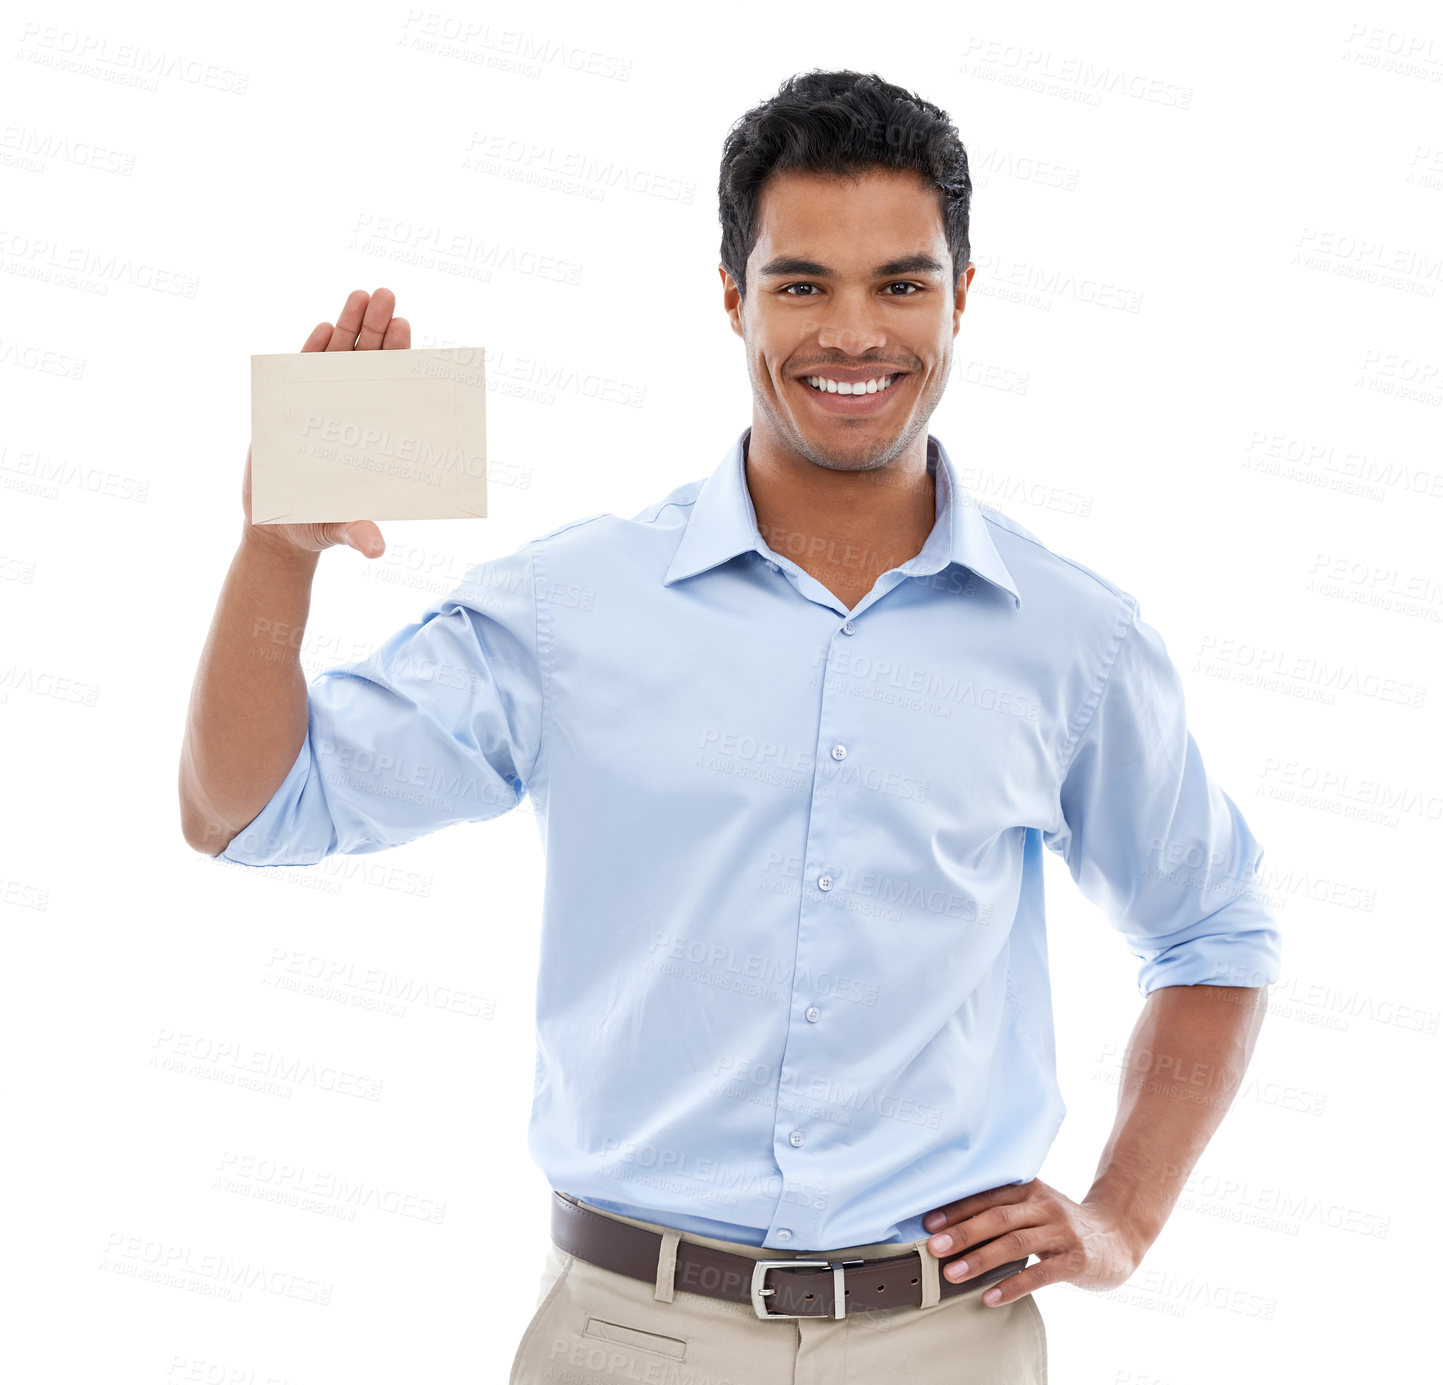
top-left (772, 619), bottom-right (865, 1249)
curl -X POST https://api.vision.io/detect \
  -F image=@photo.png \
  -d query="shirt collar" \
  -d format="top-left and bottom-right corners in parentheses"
top-left (663, 427), bottom-right (1022, 608)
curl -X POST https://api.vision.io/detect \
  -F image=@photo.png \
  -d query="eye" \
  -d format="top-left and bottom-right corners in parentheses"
top-left (779, 281), bottom-right (924, 297)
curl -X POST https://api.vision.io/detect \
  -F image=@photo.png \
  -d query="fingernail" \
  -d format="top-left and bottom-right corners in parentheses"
top-left (923, 1213), bottom-right (943, 1230)
top-left (930, 1233), bottom-right (952, 1253)
top-left (946, 1259), bottom-right (968, 1279)
top-left (983, 1288), bottom-right (1001, 1305)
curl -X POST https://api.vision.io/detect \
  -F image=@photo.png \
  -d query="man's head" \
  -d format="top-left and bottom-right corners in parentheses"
top-left (718, 70), bottom-right (975, 475)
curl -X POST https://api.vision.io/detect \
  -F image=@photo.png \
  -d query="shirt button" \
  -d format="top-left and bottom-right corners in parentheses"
top-left (789, 1130), bottom-right (805, 1148)
top-left (775, 1228), bottom-right (793, 1241)
top-left (841, 620), bottom-right (856, 635)
top-left (805, 1006), bottom-right (820, 1022)
top-left (830, 744), bottom-right (847, 761)
top-left (817, 875), bottom-right (833, 891)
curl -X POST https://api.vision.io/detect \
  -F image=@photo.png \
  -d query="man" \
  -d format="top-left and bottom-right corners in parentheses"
top-left (180, 70), bottom-right (1279, 1384)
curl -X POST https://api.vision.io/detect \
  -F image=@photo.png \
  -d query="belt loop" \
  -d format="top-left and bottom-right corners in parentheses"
top-left (915, 1239), bottom-right (941, 1310)
top-left (654, 1229), bottom-right (681, 1302)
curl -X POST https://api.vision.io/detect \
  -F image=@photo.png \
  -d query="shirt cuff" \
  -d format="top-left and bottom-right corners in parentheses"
top-left (1135, 901), bottom-right (1282, 994)
top-left (215, 736), bottom-right (331, 868)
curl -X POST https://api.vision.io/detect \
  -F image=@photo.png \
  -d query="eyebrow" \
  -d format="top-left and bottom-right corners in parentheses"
top-left (757, 253), bottom-right (947, 280)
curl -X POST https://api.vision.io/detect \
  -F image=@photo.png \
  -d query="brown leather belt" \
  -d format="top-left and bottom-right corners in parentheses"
top-left (550, 1191), bottom-right (1030, 1320)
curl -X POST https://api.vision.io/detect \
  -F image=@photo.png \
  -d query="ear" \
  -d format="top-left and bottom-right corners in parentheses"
top-left (721, 265), bottom-right (744, 338)
top-left (953, 261), bottom-right (975, 334)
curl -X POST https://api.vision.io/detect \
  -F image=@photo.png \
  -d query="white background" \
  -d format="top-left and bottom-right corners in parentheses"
top-left (4, 0), bottom-right (1439, 1380)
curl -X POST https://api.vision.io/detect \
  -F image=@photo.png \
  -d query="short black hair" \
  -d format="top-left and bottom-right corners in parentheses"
top-left (718, 69), bottom-right (972, 300)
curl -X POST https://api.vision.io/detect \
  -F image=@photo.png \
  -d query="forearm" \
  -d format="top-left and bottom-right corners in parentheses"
top-left (179, 529), bottom-right (321, 854)
top-left (1083, 982), bottom-right (1268, 1255)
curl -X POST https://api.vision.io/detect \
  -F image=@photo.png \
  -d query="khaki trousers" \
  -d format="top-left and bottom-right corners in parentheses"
top-left (508, 1192), bottom-right (1047, 1383)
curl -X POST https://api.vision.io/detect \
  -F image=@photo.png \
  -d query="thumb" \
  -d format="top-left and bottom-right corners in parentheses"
top-left (338, 521), bottom-right (384, 558)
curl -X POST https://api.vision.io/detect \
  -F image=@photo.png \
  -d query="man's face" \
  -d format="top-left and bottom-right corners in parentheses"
top-left (722, 165), bottom-right (974, 475)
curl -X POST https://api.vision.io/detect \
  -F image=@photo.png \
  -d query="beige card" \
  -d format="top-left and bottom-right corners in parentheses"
top-left (249, 346), bottom-right (486, 523)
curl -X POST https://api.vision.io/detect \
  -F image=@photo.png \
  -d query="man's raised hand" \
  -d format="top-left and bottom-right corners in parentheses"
top-left (240, 286), bottom-right (410, 561)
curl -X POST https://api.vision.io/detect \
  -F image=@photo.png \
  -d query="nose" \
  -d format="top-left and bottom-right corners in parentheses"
top-left (816, 324), bottom-right (888, 357)
top-left (813, 302), bottom-right (888, 359)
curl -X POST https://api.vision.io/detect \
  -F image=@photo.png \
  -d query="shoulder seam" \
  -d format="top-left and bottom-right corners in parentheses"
top-left (527, 512), bottom-right (611, 545)
top-left (980, 510), bottom-right (1132, 604)
top-left (527, 492), bottom-right (701, 545)
top-left (1056, 595), bottom-right (1140, 779)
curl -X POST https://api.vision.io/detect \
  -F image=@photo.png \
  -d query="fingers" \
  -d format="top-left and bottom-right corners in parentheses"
top-left (301, 321), bottom-right (333, 353)
top-left (925, 1181), bottom-right (1033, 1234)
top-left (928, 1191), bottom-right (1042, 1263)
top-left (323, 288), bottom-right (398, 351)
top-left (325, 289), bottom-right (373, 350)
top-left (976, 1259), bottom-right (1059, 1308)
top-left (940, 1223), bottom-right (1050, 1285)
top-left (382, 315), bottom-right (410, 350)
top-left (355, 287), bottom-right (396, 350)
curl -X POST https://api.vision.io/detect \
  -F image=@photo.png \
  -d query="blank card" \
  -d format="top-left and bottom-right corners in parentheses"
top-left (249, 346), bottom-right (486, 524)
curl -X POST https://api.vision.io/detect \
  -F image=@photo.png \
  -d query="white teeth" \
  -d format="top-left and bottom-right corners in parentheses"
top-left (805, 374), bottom-right (897, 395)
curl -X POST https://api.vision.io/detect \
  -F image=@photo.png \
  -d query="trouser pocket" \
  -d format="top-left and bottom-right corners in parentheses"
top-left (510, 1249), bottom-right (698, 1384)
top-left (583, 1314), bottom-right (688, 1360)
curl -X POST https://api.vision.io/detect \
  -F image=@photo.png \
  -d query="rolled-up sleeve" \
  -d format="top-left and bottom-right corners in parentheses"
top-left (1043, 600), bottom-right (1281, 995)
top-left (217, 541), bottom-right (545, 868)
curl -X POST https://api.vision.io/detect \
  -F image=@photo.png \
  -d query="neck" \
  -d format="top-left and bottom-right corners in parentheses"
top-left (743, 421), bottom-right (937, 588)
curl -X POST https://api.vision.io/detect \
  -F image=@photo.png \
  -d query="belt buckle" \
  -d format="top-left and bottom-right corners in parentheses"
top-left (750, 1257), bottom-right (865, 1320)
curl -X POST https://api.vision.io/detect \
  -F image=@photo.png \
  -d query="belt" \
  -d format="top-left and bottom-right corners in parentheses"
top-left (550, 1191), bottom-right (1030, 1320)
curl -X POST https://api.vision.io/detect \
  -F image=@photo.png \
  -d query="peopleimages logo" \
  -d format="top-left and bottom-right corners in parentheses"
top-left (815, 647), bottom-right (1043, 719)
top-left (647, 931), bottom-right (879, 1005)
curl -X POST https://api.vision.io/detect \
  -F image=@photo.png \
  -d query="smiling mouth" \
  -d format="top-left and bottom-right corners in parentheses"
top-left (800, 372), bottom-right (903, 396)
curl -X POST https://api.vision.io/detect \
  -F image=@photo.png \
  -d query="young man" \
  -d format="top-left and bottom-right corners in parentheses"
top-left (181, 70), bottom-right (1279, 1384)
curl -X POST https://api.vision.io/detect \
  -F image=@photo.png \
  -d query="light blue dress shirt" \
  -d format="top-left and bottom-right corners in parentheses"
top-left (218, 426), bottom-right (1281, 1252)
